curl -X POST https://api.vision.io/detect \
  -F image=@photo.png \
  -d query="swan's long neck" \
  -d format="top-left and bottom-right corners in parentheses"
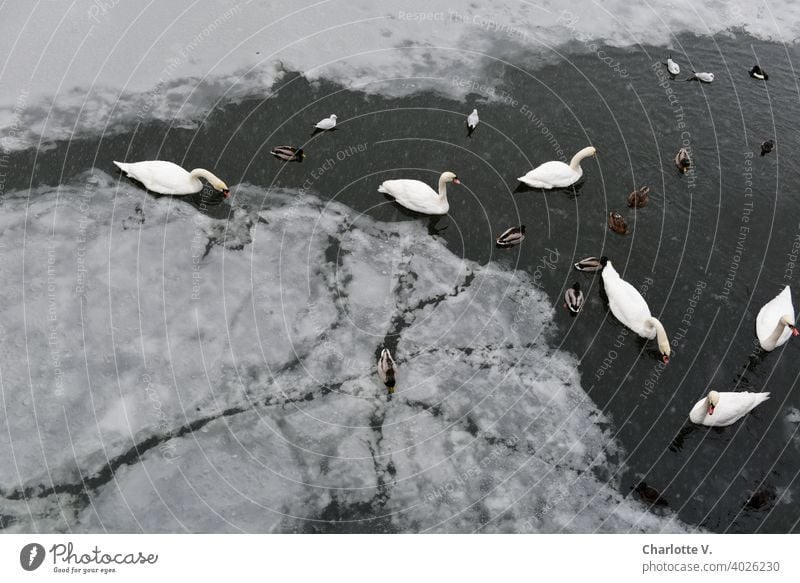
top-left (190, 168), bottom-right (222, 187)
top-left (437, 176), bottom-right (450, 199)
top-left (765, 316), bottom-right (792, 349)
top-left (569, 147), bottom-right (595, 171)
top-left (646, 317), bottom-right (670, 355)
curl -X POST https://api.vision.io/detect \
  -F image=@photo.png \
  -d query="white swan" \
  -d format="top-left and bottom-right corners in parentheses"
top-left (378, 171), bottom-right (460, 215)
top-left (689, 390), bottom-right (770, 427)
top-left (517, 146), bottom-right (596, 189)
top-left (756, 285), bottom-right (799, 351)
top-left (114, 161), bottom-right (229, 196)
top-left (601, 258), bottom-right (671, 363)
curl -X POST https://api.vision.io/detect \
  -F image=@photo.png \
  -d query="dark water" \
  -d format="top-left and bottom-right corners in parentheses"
top-left (6, 32), bottom-right (800, 533)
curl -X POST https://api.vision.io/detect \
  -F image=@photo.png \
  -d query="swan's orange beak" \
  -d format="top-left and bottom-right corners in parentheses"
top-left (661, 355), bottom-right (670, 364)
top-left (792, 325), bottom-right (799, 337)
top-left (222, 189), bottom-right (230, 198)
top-left (707, 404), bottom-right (715, 415)
top-left (453, 178), bottom-right (461, 185)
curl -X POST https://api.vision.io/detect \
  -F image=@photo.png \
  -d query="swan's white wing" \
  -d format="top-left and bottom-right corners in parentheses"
top-left (693, 392), bottom-right (770, 426)
top-left (522, 161), bottom-right (580, 188)
top-left (467, 111), bottom-right (479, 128)
top-left (378, 179), bottom-right (444, 213)
top-left (688, 398), bottom-right (708, 424)
top-left (379, 179), bottom-right (434, 199)
top-left (756, 286), bottom-right (794, 346)
top-left (118, 161), bottom-right (196, 195)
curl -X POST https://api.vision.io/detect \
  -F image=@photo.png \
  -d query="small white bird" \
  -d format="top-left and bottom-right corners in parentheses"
top-left (467, 108), bottom-right (479, 137)
top-left (687, 71), bottom-right (714, 83)
top-left (312, 114), bottom-right (337, 134)
top-left (665, 55), bottom-right (680, 76)
top-left (689, 390), bottom-right (770, 427)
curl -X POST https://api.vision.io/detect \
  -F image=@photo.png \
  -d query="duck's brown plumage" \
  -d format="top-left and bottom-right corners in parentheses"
top-left (627, 186), bottom-right (650, 208)
top-left (574, 256), bottom-right (602, 272)
top-left (270, 146), bottom-right (305, 162)
top-left (675, 148), bottom-right (691, 173)
top-left (608, 211), bottom-right (629, 235)
top-left (496, 225), bottom-right (525, 247)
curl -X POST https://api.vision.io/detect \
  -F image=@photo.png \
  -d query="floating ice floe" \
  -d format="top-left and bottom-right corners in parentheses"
top-left (0, 172), bottom-right (691, 532)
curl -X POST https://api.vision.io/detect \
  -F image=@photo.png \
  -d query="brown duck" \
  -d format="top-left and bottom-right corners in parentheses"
top-left (627, 186), bottom-right (650, 208)
top-left (608, 211), bottom-right (629, 235)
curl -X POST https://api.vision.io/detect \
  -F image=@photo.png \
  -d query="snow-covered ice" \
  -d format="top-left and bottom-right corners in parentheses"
top-left (0, 173), bottom-right (691, 532)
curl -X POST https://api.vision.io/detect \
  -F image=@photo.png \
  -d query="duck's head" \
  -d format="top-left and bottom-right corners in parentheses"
top-left (706, 390), bottom-right (720, 415)
top-left (442, 171), bottom-right (460, 185)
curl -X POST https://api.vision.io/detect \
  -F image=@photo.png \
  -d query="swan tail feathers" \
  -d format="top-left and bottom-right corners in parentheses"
top-left (755, 392), bottom-right (771, 405)
top-left (377, 184), bottom-right (389, 194)
top-left (113, 161), bottom-right (131, 175)
top-left (518, 177), bottom-right (550, 189)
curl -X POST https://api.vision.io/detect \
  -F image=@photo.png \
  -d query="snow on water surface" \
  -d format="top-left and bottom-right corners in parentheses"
top-left (0, 0), bottom-right (798, 149)
top-left (0, 173), bottom-right (690, 532)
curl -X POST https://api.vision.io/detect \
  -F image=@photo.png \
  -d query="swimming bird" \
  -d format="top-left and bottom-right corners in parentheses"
top-left (689, 390), bottom-right (770, 427)
top-left (113, 160), bottom-right (229, 197)
top-left (635, 482), bottom-right (668, 507)
top-left (756, 285), bottom-right (799, 351)
top-left (627, 186), bottom-right (650, 208)
top-left (574, 256), bottom-right (602, 272)
top-left (665, 55), bottom-right (680, 76)
top-left (270, 146), bottom-right (305, 162)
top-left (687, 71), bottom-right (714, 83)
top-left (760, 140), bottom-right (775, 156)
top-left (496, 225), bottom-right (525, 248)
top-left (378, 171), bottom-right (460, 215)
top-left (564, 282), bottom-right (584, 313)
top-left (517, 146), bottom-right (597, 189)
top-left (675, 148), bottom-right (691, 173)
top-left (312, 114), bottom-right (337, 135)
top-left (467, 108), bottom-right (479, 137)
top-left (601, 258), bottom-right (671, 363)
top-left (377, 348), bottom-right (397, 394)
top-left (608, 211), bottom-right (629, 235)
top-left (749, 65), bottom-right (769, 80)
top-left (744, 488), bottom-right (776, 510)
